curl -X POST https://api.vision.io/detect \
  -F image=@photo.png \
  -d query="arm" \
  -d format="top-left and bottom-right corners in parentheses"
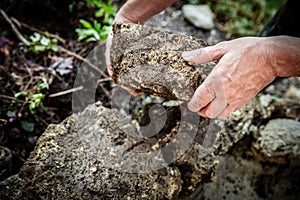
top-left (182, 36), bottom-right (300, 119)
top-left (115, 0), bottom-right (179, 24)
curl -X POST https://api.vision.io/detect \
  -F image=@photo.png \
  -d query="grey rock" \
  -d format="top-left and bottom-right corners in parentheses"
top-left (255, 118), bottom-right (300, 157)
top-left (0, 101), bottom-right (246, 199)
top-left (182, 5), bottom-right (214, 30)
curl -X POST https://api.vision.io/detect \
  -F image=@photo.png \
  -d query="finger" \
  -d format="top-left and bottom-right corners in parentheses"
top-left (187, 83), bottom-right (215, 112)
top-left (198, 98), bottom-right (228, 119)
top-left (105, 30), bottom-right (113, 75)
top-left (182, 44), bottom-right (226, 64)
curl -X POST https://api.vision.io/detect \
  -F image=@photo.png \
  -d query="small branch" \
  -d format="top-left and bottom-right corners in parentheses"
top-left (97, 77), bottom-right (112, 84)
top-left (11, 17), bottom-right (66, 44)
top-left (49, 86), bottom-right (84, 98)
top-left (2, 12), bottom-right (108, 79)
top-left (58, 46), bottom-right (108, 78)
top-left (0, 94), bottom-right (25, 103)
top-left (0, 8), bottom-right (31, 46)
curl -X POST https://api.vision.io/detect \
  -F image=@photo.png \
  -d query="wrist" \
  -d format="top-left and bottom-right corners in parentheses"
top-left (114, 12), bottom-right (146, 24)
top-left (263, 36), bottom-right (300, 77)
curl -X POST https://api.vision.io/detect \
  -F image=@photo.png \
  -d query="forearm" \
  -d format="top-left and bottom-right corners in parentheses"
top-left (115, 0), bottom-right (178, 24)
top-left (265, 36), bottom-right (300, 77)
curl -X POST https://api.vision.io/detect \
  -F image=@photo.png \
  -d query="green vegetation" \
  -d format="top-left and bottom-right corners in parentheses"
top-left (190, 0), bottom-right (286, 37)
top-left (76, 0), bottom-right (116, 42)
top-left (29, 32), bottom-right (58, 53)
top-left (76, 19), bottom-right (110, 42)
top-left (14, 82), bottom-right (48, 115)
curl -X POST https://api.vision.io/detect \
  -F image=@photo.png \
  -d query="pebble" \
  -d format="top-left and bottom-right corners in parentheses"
top-left (182, 4), bottom-right (215, 30)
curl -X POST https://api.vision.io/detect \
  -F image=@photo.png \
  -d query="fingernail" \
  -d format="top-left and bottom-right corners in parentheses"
top-left (182, 52), bottom-right (193, 59)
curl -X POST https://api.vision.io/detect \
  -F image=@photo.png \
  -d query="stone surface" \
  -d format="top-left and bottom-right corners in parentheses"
top-left (0, 101), bottom-right (246, 199)
top-left (182, 5), bottom-right (215, 30)
top-left (189, 93), bottom-right (300, 199)
top-left (110, 22), bottom-right (216, 101)
top-left (255, 118), bottom-right (300, 157)
top-left (1, 93), bottom-right (299, 199)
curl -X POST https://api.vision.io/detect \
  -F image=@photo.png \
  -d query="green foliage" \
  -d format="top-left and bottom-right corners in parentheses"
top-left (198, 0), bottom-right (286, 37)
top-left (29, 32), bottom-right (58, 53)
top-left (76, 0), bottom-right (116, 42)
top-left (76, 19), bottom-right (102, 42)
top-left (86, 0), bottom-right (116, 24)
top-left (14, 82), bottom-right (48, 115)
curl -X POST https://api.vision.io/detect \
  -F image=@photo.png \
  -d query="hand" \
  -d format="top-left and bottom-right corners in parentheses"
top-left (182, 37), bottom-right (277, 119)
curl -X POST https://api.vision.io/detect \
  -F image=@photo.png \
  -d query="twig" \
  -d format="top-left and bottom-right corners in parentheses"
top-left (0, 94), bottom-right (24, 103)
top-left (34, 115), bottom-right (49, 127)
top-left (58, 46), bottom-right (108, 78)
top-left (2, 11), bottom-right (108, 79)
top-left (97, 77), bottom-right (112, 84)
top-left (99, 84), bottom-right (110, 98)
top-left (0, 9), bottom-right (31, 46)
top-left (49, 86), bottom-right (84, 98)
top-left (11, 17), bottom-right (66, 44)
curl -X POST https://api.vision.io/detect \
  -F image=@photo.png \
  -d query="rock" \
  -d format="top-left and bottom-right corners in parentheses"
top-left (189, 94), bottom-right (300, 199)
top-left (110, 22), bottom-right (216, 101)
top-left (0, 100), bottom-right (247, 199)
top-left (255, 118), bottom-right (300, 157)
top-left (2, 92), bottom-right (299, 199)
top-left (182, 5), bottom-right (214, 30)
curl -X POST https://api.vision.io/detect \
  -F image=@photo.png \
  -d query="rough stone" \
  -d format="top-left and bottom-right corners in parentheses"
top-left (182, 5), bottom-right (215, 30)
top-left (1, 92), bottom-right (299, 199)
top-left (255, 118), bottom-right (300, 157)
top-left (189, 93), bottom-right (300, 199)
top-left (110, 22), bottom-right (216, 101)
top-left (0, 100), bottom-right (246, 199)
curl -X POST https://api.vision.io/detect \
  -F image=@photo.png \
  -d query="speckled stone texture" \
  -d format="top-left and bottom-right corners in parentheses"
top-left (110, 22), bottom-right (216, 101)
top-left (0, 101), bottom-right (246, 199)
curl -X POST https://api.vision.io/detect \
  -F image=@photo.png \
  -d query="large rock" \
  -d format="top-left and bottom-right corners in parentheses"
top-left (1, 93), bottom-right (299, 199)
top-left (0, 101), bottom-right (246, 199)
top-left (110, 22), bottom-right (216, 101)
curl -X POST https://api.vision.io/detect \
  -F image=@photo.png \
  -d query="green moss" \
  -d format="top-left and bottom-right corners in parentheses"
top-left (198, 0), bottom-right (286, 37)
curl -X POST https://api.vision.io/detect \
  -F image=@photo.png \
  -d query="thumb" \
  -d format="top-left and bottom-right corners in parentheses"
top-left (182, 44), bottom-right (225, 64)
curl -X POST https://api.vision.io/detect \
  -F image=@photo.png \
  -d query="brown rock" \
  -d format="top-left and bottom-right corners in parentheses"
top-left (110, 22), bottom-right (216, 101)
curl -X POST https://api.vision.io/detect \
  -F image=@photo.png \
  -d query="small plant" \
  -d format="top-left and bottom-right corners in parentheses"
top-left (76, 0), bottom-right (116, 42)
top-left (85, 0), bottom-right (116, 24)
top-left (76, 19), bottom-right (110, 42)
top-left (29, 32), bottom-right (58, 53)
top-left (14, 82), bottom-right (48, 115)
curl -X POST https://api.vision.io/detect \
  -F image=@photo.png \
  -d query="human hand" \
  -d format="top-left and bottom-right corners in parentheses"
top-left (182, 37), bottom-right (277, 119)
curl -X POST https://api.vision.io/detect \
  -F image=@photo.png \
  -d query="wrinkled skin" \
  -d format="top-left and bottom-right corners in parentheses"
top-left (183, 36), bottom-right (300, 119)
